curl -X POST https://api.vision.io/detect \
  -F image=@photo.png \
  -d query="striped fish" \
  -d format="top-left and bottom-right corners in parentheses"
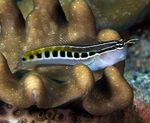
top-left (18, 39), bottom-right (137, 71)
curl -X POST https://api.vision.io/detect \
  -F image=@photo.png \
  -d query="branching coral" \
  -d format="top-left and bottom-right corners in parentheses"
top-left (0, 0), bottom-right (139, 122)
top-left (60, 0), bottom-right (150, 30)
top-left (83, 66), bottom-right (133, 115)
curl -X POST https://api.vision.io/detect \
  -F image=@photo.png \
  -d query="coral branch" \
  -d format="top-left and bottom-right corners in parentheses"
top-left (0, 0), bottom-right (24, 35)
top-left (0, 0), bottom-right (25, 70)
top-left (83, 66), bottom-right (133, 115)
top-left (25, 0), bottom-right (65, 51)
top-left (0, 53), bottom-right (22, 106)
top-left (68, 0), bottom-right (96, 43)
top-left (22, 72), bottom-right (49, 108)
top-left (38, 64), bottom-right (94, 107)
top-left (0, 55), bottom-right (94, 108)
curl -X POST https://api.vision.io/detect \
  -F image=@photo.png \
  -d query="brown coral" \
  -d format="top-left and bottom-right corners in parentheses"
top-left (59, 0), bottom-right (150, 30)
top-left (0, 0), bottom-right (139, 122)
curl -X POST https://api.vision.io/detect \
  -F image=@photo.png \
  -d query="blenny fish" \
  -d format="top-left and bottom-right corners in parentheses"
top-left (18, 39), bottom-right (137, 71)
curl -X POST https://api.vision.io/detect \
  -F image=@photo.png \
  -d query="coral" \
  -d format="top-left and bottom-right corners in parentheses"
top-left (82, 66), bottom-right (133, 115)
top-left (134, 99), bottom-right (150, 123)
top-left (0, 0), bottom-right (139, 122)
top-left (16, 0), bottom-right (150, 30)
top-left (59, 0), bottom-right (150, 30)
top-left (0, 103), bottom-right (140, 123)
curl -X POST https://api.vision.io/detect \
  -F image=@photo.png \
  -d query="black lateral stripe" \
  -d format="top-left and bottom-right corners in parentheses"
top-left (23, 40), bottom-right (120, 59)
top-left (97, 46), bottom-right (117, 54)
top-left (69, 41), bottom-right (118, 53)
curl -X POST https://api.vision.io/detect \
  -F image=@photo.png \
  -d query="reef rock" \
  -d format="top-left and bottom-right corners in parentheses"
top-left (60, 0), bottom-right (150, 30)
top-left (0, 0), bottom-right (140, 122)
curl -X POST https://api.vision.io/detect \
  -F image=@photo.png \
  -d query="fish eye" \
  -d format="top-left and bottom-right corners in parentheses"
top-left (116, 43), bottom-right (124, 48)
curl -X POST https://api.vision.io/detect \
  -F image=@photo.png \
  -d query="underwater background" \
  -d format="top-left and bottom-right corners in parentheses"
top-left (0, 0), bottom-right (149, 122)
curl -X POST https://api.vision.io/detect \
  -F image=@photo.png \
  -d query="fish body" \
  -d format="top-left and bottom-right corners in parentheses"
top-left (18, 39), bottom-right (135, 71)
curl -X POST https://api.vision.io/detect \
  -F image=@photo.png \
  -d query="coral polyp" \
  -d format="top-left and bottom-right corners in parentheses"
top-left (0, 0), bottom-right (140, 122)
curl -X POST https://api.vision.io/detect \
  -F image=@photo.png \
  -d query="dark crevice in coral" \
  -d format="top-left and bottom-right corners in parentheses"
top-left (0, 106), bottom-right (7, 116)
top-left (94, 77), bottom-right (112, 99)
top-left (55, 1), bottom-right (67, 25)
top-left (13, 70), bottom-right (30, 80)
top-left (49, 78), bottom-right (66, 84)
top-left (0, 101), bottom-right (5, 107)
top-left (27, 105), bottom-right (48, 115)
